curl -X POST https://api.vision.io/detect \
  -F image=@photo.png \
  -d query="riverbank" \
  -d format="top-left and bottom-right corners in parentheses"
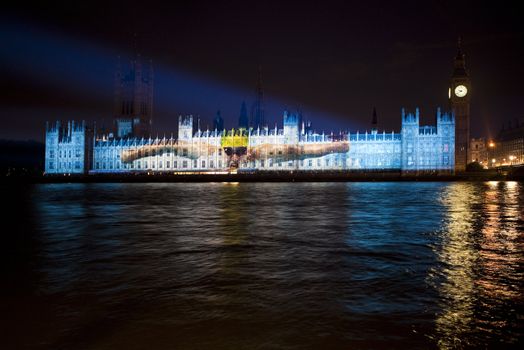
top-left (2, 169), bottom-right (523, 183)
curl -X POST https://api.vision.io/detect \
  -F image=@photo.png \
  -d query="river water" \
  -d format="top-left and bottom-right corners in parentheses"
top-left (2, 182), bottom-right (523, 349)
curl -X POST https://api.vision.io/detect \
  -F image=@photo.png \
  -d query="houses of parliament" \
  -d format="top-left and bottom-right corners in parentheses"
top-left (45, 44), bottom-right (473, 175)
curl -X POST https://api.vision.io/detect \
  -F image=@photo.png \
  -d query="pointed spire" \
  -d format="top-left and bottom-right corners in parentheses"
top-left (251, 65), bottom-right (265, 128)
top-left (453, 36), bottom-right (467, 77)
top-left (256, 65), bottom-right (263, 96)
top-left (455, 36), bottom-right (464, 60)
top-left (239, 101), bottom-right (248, 128)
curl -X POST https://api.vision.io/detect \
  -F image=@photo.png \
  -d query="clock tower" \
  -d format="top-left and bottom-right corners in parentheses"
top-left (449, 38), bottom-right (470, 172)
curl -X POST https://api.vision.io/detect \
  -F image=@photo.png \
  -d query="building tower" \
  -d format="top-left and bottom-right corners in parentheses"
top-left (371, 107), bottom-right (378, 133)
top-left (250, 66), bottom-right (265, 128)
top-left (213, 110), bottom-right (224, 131)
top-left (114, 54), bottom-right (154, 138)
top-left (238, 101), bottom-right (249, 129)
top-left (449, 37), bottom-right (470, 172)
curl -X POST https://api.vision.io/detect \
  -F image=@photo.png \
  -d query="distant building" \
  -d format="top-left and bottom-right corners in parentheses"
top-left (489, 118), bottom-right (524, 167)
top-left (45, 107), bottom-right (454, 175)
top-left (469, 138), bottom-right (488, 165)
top-left (114, 55), bottom-right (154, 138)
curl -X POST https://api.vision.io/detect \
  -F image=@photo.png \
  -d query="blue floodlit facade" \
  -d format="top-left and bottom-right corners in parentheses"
top-left (45, 108), bottom-right (455, 175)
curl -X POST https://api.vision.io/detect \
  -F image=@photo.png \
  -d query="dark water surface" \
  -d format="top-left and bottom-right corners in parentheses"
top-left (2, 182), bottom-right (523, 349)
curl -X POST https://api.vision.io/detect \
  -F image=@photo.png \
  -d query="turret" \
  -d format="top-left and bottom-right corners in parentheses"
top-left (283, 110), bottom-right (300, 144)
top-left (178, 115), bottom-right (194, 141)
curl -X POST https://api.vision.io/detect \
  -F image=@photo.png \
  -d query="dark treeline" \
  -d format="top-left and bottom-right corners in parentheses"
top-left (0, 140), bottom-right (44, 176)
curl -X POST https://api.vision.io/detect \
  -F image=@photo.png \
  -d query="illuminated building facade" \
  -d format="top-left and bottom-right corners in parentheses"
top-left (45, 108), bottom-right (455, 175)
top-left (44, 121), bottom-right (91, 174)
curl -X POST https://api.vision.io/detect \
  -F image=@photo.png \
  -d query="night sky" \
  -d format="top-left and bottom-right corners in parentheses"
top-left (1, 1), bottom-right (523, 141)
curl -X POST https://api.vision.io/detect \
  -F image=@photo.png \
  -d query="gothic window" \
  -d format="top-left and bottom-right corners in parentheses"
top-left (174, 160), bottom-right (177, 168)
top-left (183, 160), bottom-right (188, 168)
top-left (210, 160), bottom-right (214, 168)
top-left (159, 161), bottom-right (162, 168)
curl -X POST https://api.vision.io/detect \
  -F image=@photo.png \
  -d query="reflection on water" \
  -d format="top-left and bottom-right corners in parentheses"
top-left (435, 183), bottom-right (479, 348)
top-left (435, 182), bottom-right (523, 348)
top-left (1, 182), bottom-right (523, 349)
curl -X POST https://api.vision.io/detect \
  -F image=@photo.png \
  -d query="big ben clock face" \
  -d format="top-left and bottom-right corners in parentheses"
top-left (454, 85), bottom-right (468, 97)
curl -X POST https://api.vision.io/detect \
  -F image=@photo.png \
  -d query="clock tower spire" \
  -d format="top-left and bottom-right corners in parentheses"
top-left (449, 37), bottom-right (471, 172)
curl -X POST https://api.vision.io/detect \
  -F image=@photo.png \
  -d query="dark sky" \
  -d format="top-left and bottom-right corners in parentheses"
top-left (1, 0), bottom-right (523, 141)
